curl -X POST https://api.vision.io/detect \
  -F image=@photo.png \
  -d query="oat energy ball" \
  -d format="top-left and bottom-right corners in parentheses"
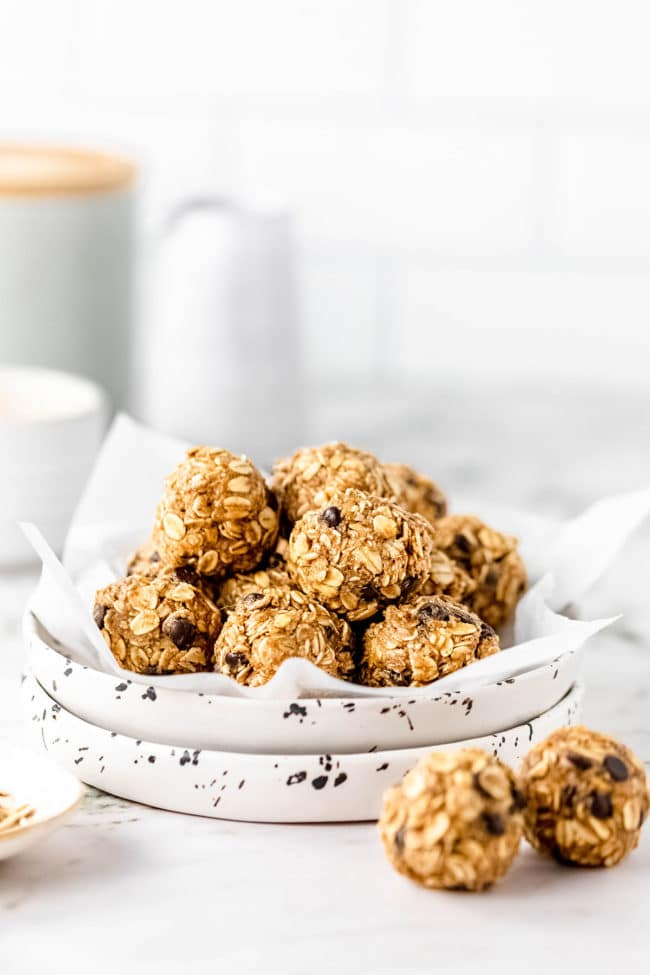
top-left (216, 565), bottom-right (291, 613)
top-left (214, 588), bottom-right (355, 687)
top-left (94, 573), bottom-right (222, 674)
top-left (434, 514), bottom-right (526, 629)
top-left (520, 726), bottom-right (650, 868)
top-left (126, 538), bottom-right (161, 577)
top-left (360, 595), bottom-right (499, 687)
top-left (272, 441), bottom-right (392, 525)
top-left (153, 447), bottom-right (279, 578)
top-left (379, 749), bottom-right (524, 891)
top-left (419, 549), bottom-right (475, 602)
top-left (383, 462), bottom-right (447, 524)
top-left (288, 488), bottom-right (436, 623)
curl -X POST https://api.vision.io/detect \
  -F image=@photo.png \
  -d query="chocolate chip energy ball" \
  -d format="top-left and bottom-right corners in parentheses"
top-left (94, 573), bottom-right (222, 674)
top-left (379, 749), bottom-right (525, 891)
top-left (214, 588), bottom-right (355, 687)
top-left (153, 447), bottom-right (279, 578)
top-left (216, 565), bottom-right (291, 613)
top-left (126, 538), bottom-right (161, 577)
top-left (272, 441), bottom-right (392, 525)
top-left (360, 595), bottom-right (499, 687)
top-left (288, 488), bottom-right (436, 623)
top-left (434, 514), bottom-right (526, 629)
top-left (520, 726), bottom-right (650, 868)
top-left (383, 462), bottom-right (447, 524)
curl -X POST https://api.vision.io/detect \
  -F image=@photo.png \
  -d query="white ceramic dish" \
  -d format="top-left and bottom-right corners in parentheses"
top-left (25, 613), bottom-right (583, 755)
top-left (22, 671), bottom-right (583, 823)
top-left (0, 366), bottom-right (107, 565)
top-left (0, 738), bottom-right (83, 861)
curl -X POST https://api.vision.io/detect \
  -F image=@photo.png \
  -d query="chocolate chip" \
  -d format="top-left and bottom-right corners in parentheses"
top-left (417, 601), bottom-right (450, 623)
top-left (225, 651), bottom-right (249, 670)
top-left (567, 752), bottom-right (592, 771)
top-left (93, 604), bottom-right (107, 629)
top-left (162, 615), bottom-right (196, 650)
top-left (242, 591), bottom-right (265, 607)
top-left (150, 550), bottom-right (160, 563)
top-left (320, 506), bottom-right (342, 528)
top-left (400, 576), bottom-right (417, 597)
top-left (266, 489), bottom-right (279, 511)
top-left (590, 791), bottom-right (614, 819)
top-left (604, 755), bottom-right (628, 781)
top-left (453, 533), bottom-right (471, 553)
top-left (361, 583), bottom-right (379, 602)
top-left (394, 826), bottom-right (406, 852)
top-left (482, 811), bottom-right (506, 836)
top-left (266, 552), bottom-right (284, 569)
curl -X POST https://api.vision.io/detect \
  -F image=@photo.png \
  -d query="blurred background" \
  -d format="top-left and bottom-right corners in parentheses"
top-left (1, 0), bottom-right (650, 557)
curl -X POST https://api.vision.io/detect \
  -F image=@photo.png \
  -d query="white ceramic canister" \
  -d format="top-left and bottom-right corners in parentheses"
top-left (0, 145), bottom-right (135, 408)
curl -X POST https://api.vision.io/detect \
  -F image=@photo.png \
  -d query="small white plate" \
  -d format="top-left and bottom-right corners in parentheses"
top-left (22, 670), bottom-right (583, 823)
top-left (25, 612), bottom-right (583, 755)
top-left (0, 738), bottom-right (83, 861)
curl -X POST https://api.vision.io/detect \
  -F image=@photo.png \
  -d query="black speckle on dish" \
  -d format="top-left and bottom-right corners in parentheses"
top-left (136, 740), bottom-right (142, 746)
top-left (52, 680), bottom-right (58, 692)
top-left (553, 669), bottom-right (559, 680)
top-left (238, 779), bottom-right (245, 790)
top-left (504, 678), bottom-right (515, 685)
top-left (380, 707), bottom-right (390, 714)
top-left (192, 750), bottom-right (200, 766)
top-left (368, 745), bottom-right (378, 753)
top-left (525, 722), bottom-right (534, 741)
top-left (78, 746), bottom-right (88, 752)
top-left (376, 762), bottom-right (389, 772)
top-left (148, 755), bottom-right (156, 763)
top-left (110, 732), bottom-right (117, 737)
top-left (142, 687), bottom-right (157, 702)
top-left (287, 771), bottom-right (307, 786)
top-left (52, 703), bottom-right (61, 713)
top-left (462, 697), bottom-right (473, 716)
top-left (334, 772), bottom-right (347, 787)
top-left (74, 757), bottom-right (84, 765)
top-left (115, 682), bottom-right (128, 692)
top-left (63, 668), bottom-right (72, 677)
top-left (342, 702), bottom-right (355, 711)
top-left (180, 750), bottom-right (191, 766)
top-left (312, 775), bottom-right (328, 790)
top-left (283, 702), bottom-right (307, 721)
top-left (213, 796), bottom-right (221, 808)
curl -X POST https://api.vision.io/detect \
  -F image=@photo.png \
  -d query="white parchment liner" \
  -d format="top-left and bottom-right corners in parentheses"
top-left (22, 414), bottom-right (650, 700)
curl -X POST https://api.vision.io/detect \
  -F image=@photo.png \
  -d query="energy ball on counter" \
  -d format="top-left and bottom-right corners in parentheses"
top-left (214, 587), bottom-right (355, 687)
top-left (216, 565), bottom-right (291, 613)
top-left (520, 726), bottom-right (650, 868)
top-left (418, 549), bottom-right (475, 602)
top-left (379, 749), bottom-right (525, 891)
top-left (94, 573), bottom-right (222, 675)
top-left (434, 514), bottom-right (526, 629)
top-left (383, 462), bottom-right (447, 524)
top-left (153, 447), bottom-right (279, 578)
top-left (272, 441), bottom-right (392, 525)
top-left (360, 594), bottom-right (499, 687)
top-left (287, 488), bottom-right (436, 623)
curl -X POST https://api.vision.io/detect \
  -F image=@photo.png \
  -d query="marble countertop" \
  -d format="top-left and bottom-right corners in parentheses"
top-left (1, 385), bottom-right (649, 973)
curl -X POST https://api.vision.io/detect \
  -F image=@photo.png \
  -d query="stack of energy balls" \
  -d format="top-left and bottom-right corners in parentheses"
top-left (93, 442), bottom-right (527, 687)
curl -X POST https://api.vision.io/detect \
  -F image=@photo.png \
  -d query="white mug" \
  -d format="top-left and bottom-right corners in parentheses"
top-left (0, 145), bottom-right (135, 408)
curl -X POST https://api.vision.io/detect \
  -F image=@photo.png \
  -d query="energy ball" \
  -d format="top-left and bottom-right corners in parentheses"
top-left (288, 488), bottom-right (436, 623)
top-left (520, 725), bottom-right (650, 868)
top-left (360, 594), bottom-right (499, 687)
top-left (419, 549), bottom-right (475, 602)
top-left (383, 462), bottom-right (447, 524)
top-left (272, 441), bottom-right (392, 525)
top-left (153, 447), bottom-right (279, 578)
top-left (216, 565), bottom-right (291, 613)
top-left (214, 587), bottom-right (355, 687)
top-left (126, 538), bottom-right (161, 577)
top-left (379, 749), bottom-right (525, 891)
top-left (94, 573), bottom-right (222, 675)
top-left (434, 514), bottom-right (526, 629)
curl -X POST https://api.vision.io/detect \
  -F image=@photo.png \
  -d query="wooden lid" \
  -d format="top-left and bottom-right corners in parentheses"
top-left (0, 145), bottom-right (136, 198)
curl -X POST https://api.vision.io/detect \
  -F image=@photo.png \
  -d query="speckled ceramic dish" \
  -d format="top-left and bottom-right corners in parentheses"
top-left (0, 739), bottom-right (83, 861)
top-left (22, 671), bottom-right (583, 823)
top-left (24, 613), bottom-right (583, 755)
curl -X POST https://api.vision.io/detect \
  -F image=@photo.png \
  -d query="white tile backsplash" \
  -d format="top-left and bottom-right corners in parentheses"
top-left (1, 0), bottom-right (650, 390)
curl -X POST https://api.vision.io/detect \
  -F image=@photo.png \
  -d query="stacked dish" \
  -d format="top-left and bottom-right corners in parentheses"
top-left (23, 613), bottom-right (583, 822)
